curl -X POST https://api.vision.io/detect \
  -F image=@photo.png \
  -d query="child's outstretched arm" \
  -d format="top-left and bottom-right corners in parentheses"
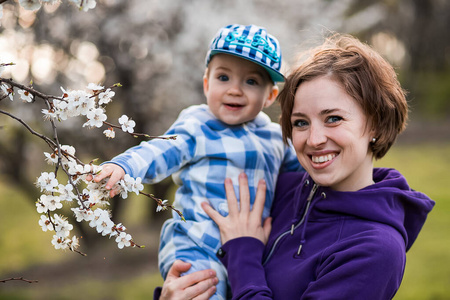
top-left (93, 163), bottom-right (125, 197)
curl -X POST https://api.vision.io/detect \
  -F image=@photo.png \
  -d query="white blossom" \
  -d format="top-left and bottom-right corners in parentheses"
top-left (53, 99), bottom-right (70, 120)
top-left (44, 151), bottom-right (59, 165)
top-left (115, 232), bottom-right (132, 249)
top-left (78, 97), bottom-right (96, 116)
top-left (84, 108), bottom-right (107, 128)
top-left (68, 164), bottom-right (92, 184)
top-left (82, 187), bottom-right (108, 207)
top-left (61, 145), bottom-right (76, 156)
top-left (56, 145), bottom-right (77, 168)
top-left (98, 88), bottom-right (115, 105)
top-left (57, 183), bottom-right (76, 202)
top-left (118, 115), bottom-right (136, 133)
top-left (39, 194), bottom-right (62, 211)
top-left (68, 236), bottom-right (80, 251)
top-left (36, 172), bottom-right (59, 193)
top-left (96, 215), bottom-right (114, 236)
top-left (156, 200), bottom-right (169, 212)
top-left (65, 89), bottom-right (91, 117)
top-left (41, 108), bottom-right (58, 119)
top-left (103, 127), bottom-right (115, 139)
top-left (120, 175), bottom-right (144, 196)
top-left (88, 208), bottom-right (109, 229)
top-left (72, 207), bottom-right (94, 222)
top-left (41, 0), bottom-right (60, 4)
top-left (38, 215), bottom-right (53, 232)
top-left (19, 0), bottom-right (41, 11)
top-left (79, 0), bottom-right (97, 11)
top-left (54, 214), bottom-right (73, 238)
top-left (1, 84), bottom-right (13, 101)
top-left (17, 89), bottom-right (33, 102)
top-left (86, 83), bottom-right (104, 91)
top-left (51, 235), bottom-right (68, 250)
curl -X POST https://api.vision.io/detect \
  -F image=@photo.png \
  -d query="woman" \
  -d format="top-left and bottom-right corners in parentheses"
top-left (157, 33), bottom-right (435, 299)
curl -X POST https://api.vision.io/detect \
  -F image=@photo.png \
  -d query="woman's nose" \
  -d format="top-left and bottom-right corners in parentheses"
top-left (307, 125), bottom-right (327, 147)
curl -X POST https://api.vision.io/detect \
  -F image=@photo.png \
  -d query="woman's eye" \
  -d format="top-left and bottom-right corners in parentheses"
top-left (292, 119), bottom-right (308, 128)
top-left (326, 116), bottom-right (343, 124)
top-left (218, 75), bottom-right (229, 81)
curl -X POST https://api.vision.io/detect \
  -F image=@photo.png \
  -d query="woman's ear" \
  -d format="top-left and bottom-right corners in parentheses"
top-left (263, 85), bottom-right (279, 108)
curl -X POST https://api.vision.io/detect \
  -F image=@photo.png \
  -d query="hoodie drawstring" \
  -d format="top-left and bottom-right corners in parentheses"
top-left (295, 184), bottom-right (319, 255)
top-left (263, 182), bottom-right (319, 265)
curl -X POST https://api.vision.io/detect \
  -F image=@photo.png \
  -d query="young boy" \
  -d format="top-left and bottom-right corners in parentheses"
top-left (95, 24), bottom-right (302, 299)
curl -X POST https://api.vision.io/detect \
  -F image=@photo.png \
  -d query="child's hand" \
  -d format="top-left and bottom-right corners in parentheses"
top-left (93, 163), bottom-right (125, 198)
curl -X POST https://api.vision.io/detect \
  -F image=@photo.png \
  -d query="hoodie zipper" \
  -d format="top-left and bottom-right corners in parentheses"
top-left (263, 184), bottom-right (318, 265)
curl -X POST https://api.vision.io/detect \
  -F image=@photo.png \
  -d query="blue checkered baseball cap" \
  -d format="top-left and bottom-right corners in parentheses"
top-left (205, 24), bottom-right (284, 83)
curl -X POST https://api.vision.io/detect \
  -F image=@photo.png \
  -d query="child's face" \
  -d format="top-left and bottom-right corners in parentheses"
top-left (203, 54), bottom-right (278, 125)
top-left (290, 75), bottom-right (375, 191)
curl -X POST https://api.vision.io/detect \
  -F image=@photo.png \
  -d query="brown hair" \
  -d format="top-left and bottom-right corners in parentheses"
top-left (278, 33), bottom-right (408, 159)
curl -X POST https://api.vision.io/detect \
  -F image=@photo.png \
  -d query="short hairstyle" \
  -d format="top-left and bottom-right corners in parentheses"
top-left (278, 33), bottom-right (408, 159)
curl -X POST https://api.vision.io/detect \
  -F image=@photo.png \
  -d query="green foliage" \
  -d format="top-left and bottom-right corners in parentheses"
top-left (404, 70), bottom-right (450, 119)
top-left (0, 176), bottom-right (66, 275)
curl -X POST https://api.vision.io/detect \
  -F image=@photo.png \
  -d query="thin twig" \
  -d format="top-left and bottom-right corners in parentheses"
top-left (0, 78), bottom-right (62, 102)
top-left (103, 121), bottom-right (177, 140)
top-left (0, 277), bottom-right (38, 284)
top-left (139, 191), bottom-right (185, 220)
top-left (0, 109), bottom-right (57, 149)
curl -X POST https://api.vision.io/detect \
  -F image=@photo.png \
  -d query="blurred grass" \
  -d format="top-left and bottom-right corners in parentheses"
top-left (0, 142), bottom-right (448, 299)
top-left (374, 143), bottom-right (450, 300)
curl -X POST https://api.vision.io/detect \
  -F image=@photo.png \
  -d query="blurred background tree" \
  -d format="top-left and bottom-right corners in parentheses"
top-left (1, 0), bottom-right (448, 299)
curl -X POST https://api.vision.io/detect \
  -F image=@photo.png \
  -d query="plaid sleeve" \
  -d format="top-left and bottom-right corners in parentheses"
top-left (108, 110), bottom-right (201, 183)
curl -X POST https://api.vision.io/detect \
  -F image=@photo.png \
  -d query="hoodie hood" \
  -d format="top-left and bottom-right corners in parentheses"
top-left (301, 168), bottom-right (435, 251)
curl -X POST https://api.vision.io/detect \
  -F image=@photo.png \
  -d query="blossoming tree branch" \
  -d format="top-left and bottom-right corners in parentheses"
top-left (0, 63), bottom-right (182, 256)
top-left (0, 0), bottom-right (97, 12)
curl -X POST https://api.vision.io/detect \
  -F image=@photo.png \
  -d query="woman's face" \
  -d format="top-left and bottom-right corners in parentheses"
top-left (290, 75), bottom-right (374, 191)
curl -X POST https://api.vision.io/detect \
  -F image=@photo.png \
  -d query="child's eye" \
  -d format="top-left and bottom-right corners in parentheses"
top-left (246, 78), bottom-right (258, 86)
top-left (218, 75), bottom-right (229, 81)
top-left (326, 116), bottom-right (343, 124)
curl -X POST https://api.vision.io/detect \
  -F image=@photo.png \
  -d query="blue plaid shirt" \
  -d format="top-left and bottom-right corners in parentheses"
top-left (109, 104), bottom-right (302, 266)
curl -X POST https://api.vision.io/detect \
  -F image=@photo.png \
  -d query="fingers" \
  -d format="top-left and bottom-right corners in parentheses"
top-left (201, 202), bottom-right (224, 226)
top-left (93, 167), bottom-right (112, 183)
top-left (93, 164), bottom-right (125, 190)
top-left (192, 285), bottom-right (217, 300)
top-left (105, 170), bottom-right (124, 190)
top-left (182, 270), bottom-right (218, 299)
top-left (161, 262), bottom-right (218, 300)
top-left (249, 179), bottom-right (267, 224)
top-left (224, 178), bottom-right (239, 216)
top-left (263, 216), bottom-right (272, 242)
top-left (238, 173), bottom-right (250, 213)
top-left (167, 260), bottom-right (192, 278)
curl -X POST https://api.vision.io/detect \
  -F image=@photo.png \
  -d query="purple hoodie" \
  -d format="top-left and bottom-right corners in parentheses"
top-left (219, 168), bottom-right (435, 299)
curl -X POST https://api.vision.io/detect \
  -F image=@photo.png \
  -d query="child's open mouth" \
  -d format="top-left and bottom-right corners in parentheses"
top-left (224, 103), bottom-right (244, 109)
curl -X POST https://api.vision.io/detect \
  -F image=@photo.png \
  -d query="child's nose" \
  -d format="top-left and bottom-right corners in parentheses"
top-left (227, 81), bottom-right (243, 96)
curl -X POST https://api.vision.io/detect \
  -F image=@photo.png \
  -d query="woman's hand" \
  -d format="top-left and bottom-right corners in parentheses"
top-left (160, 260), bottom-right (218, 300)
top-left (202, 173), bottom-right (272, 245)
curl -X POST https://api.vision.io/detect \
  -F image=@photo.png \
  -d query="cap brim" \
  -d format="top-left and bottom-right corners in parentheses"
top-left (209, 50), bottom-right (285, 83)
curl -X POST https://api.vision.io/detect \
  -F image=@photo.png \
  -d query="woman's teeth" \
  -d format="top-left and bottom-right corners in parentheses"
top-left (312, 154), bottom-right (336, 163)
